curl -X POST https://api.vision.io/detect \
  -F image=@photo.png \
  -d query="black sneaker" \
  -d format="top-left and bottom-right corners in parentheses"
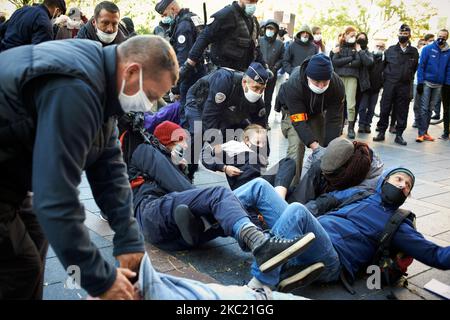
top-left (253, 232), bottom-right (316, 273)
top-left (431, 118), bottom-right (443, 125)
top-left (439, 134), bottom-right (449, 141)
top-left (373, 132), bottom-right (385, 142)
top-left (99, 211), bottom-right (108, 222)
top-left (174, 205), bottom-right (204, 246)
top-left (431, 114), bottom-right (440, 120)
top-left (395, 135), bottom-right (407, 146)
top-left (277, 262), bottom-right (325, 293)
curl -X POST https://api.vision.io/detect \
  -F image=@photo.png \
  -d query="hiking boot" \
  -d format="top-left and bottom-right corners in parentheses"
top-left (389, 126), bottom-right (397, 134)
top-left (416, 135), bottom-right (425, 143)
top-left (439, 134), bottom-right (449, 141)
top-left (347, 121), bottom-right (355, 139)
top-left (365, 125), bottom-right (371, 134)
top-left (277, 262), bottom-right (325, 293)
top-left (395, 135), bottom-right (407, 146)
top-left (253, 232), bottom-right (316, 273)
top-left (373, 132), bottom-right (385, 142)
top-left (174, 205), bottom-right (204, 246)
top-left (423, 133), bottom-right (435, 142)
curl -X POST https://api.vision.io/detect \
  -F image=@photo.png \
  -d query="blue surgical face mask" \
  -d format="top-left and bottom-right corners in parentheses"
top-left (245, 4), bottom-right (257, 16)
top-left (161, 16), bottom-right (173, 25)
top-left (265, 30), bottom-right (275, 38)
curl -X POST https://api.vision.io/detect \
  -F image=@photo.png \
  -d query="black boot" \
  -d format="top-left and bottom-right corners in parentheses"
top-left (365, 125), bottom-right (371, 134)
top-left (395, 135), bottom-right (407, 146)
top-left (174, 205), bottom-right (204, 246)
top-left (358, 124), bottom-right (365, 133)
top-left (347, 121), bottom-right (355, 139)
top-left (373, 132), bottom-right (385, 142)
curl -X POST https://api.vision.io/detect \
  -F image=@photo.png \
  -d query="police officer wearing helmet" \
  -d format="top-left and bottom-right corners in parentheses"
top-left (180, 0), bottom-right (266, 80)
top-left (276, 53), bottom-right (345, 184)
top-left (155, 0), bottom-right (205, 112)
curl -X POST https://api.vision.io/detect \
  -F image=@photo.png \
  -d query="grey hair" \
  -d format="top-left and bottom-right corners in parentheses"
top-left (117, 35), bottom-right (179, 83)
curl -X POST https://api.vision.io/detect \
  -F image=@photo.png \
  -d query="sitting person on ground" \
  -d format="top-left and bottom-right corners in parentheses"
top-left (128, 121), bottom-right (313, 274)
top-left (288, 137), bottom-right (384, 214)
top-left (246, 167), bottom-right (450, 293)
top-left (202, 124), bottom-right (295, 198)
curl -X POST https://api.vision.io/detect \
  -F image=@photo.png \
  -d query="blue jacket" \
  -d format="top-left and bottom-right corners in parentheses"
top-left (318, 167), bottom-right (450, 280)
top-left (0, 5), bottom-right (53, 52)
top-left (417, 41), bottom-right (450, 85)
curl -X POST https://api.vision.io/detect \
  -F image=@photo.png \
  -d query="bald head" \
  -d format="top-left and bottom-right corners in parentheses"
top-left (116, 35), bottom-right (179, 104)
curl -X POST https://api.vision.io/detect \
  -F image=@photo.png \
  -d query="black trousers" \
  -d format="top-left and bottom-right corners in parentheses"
top-left (264, 75), bottom-right (277, 120)
top-left (0, 194), bottom-right (48, 300)
top-left (377, 81), bottom-right (412, 135)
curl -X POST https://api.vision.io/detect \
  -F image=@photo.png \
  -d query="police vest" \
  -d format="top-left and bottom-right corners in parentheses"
top-left (210, 5), bottom-right (259, 72)
top-left (169, 10), bottom-right (204, 48)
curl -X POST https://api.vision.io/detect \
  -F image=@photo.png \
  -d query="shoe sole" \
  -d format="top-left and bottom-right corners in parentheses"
top-left (277, 262), bottom-right (325, 293)
top-left (259, 232), bottom-right (316, 273)
top-left (174, 205), bottom-right (199, 247)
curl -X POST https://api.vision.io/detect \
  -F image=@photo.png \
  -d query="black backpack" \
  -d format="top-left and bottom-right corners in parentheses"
top-left (341, 208), bottom-right (416, 295)
top-left (372, 208), bottom-right (416, 287)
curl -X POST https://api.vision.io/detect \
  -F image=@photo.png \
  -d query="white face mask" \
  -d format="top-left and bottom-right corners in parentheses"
top-left (308, 79), bottom-right (329, 95)
top-left (171, 144), bottom-right (185, 165)
top-left (118, 68), bottom-right (154, 113)
top-left (347, 36), bottom-right (356, 44)
top-left (96, 27), bottom-right (118, 44)
top-left (244, 84), bottom-right (262, 103)
top-left (314, 34), bottom-right (322, 42)
top-left (301, 36), bottom-right (309, 43)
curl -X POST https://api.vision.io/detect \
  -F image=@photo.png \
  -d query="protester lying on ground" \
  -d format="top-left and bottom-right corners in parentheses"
top-left (288, 137), bottom-right (384, 214)
top-left (128, 121), bottom-right (313, 274)
top-left (202, 124), bottom-right (295, 198)
top-left (247, 167), bottom-right (450, 293)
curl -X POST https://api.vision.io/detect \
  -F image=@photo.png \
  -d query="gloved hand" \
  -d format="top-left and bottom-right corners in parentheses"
top-left (303, 145), bottom-right (325, 178)
top-left (416, 83), bottom-right (424, 95)
top-left (179, 61), bottom-right (195, 83)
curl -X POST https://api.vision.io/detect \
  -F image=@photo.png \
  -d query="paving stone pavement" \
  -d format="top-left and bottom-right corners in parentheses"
top-left (44, 103), bottom-right (450, 300)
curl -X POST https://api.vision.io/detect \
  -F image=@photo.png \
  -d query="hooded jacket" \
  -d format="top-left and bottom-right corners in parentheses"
top-left (318, 167), bottom-right (450, 280)
top-left (77, 17), bottom-right (128, 46)
top-left (281, 57), bottom-right (346, 147)
top-left (259, 20), bottom-right (284, 71)
top-left (282, 25), bottom-right (318, 74)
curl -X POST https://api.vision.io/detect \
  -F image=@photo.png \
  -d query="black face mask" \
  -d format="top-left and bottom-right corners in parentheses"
top-left (398, 36), bottom-right (409, 44)
top-left (357, 38), bottom-right (368, 49)
top-left (437, 37), bottom-right (446, 46)
top-left (381, 182), bottom-right (407, 208)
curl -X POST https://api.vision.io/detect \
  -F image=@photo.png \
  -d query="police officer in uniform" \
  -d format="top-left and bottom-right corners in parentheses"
top-left (179, 0), bottom-right (266, 79)
top-left (184, 62), bottom-right (269, 178)
top-left (373, 24), bottom-right (419, 146)
top-left (155, 0), bottom-right (205, 112)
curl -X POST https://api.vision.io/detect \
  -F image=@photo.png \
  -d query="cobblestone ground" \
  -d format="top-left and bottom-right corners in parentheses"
top-left (44, 103), bottom-right (450, 300)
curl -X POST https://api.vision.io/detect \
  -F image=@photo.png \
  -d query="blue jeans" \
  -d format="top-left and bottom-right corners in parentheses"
top-left (250, 203), bottom-right (342, 287)
top-left (358, 91), bottom-right (380, 126)
top-left (418, 84), bottom-right (442, 136)
top-left (138, 253), bottom-right (305, 300)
